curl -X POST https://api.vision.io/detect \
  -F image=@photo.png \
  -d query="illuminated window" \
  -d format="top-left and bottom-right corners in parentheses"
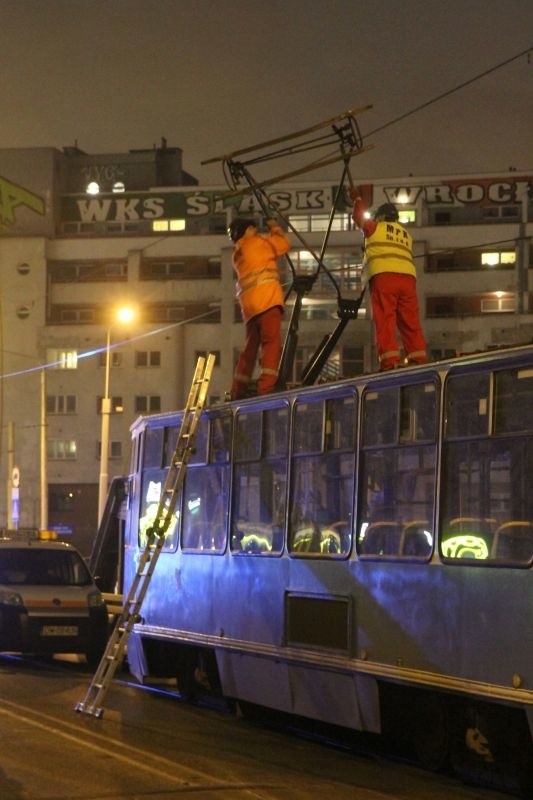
top-left (398, 208), bottom-right (415, 224)
top-left (152, 219), bottom-right (186, 232)
top-left (481, 251), bottom-right (516, 267)
top-left (46, 349), bottom-right (78, 369)
top-left (481, 293), bottom-right (516, 313)
top-left (47, 439), bottom-right (77, 459)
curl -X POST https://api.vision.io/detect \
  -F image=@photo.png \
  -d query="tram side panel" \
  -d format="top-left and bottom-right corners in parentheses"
top-left (122, 354), bottom-right (533, 754)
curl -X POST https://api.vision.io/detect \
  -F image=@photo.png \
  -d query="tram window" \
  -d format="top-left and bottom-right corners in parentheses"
top-left (231, 461), bottom-right (286, 554)
top-left (234, 411), bottom-right (261, 461)
top-left (494, 368), bottom-right (533, 434)
top-left (440, 437), bottom-right (533, 565)
top-left (325, 395), bottom-right (357, 451)
top-left (143, 426), bottom-right (165, 468)
top-left (231, 405), bottom-right (288, 555)
top-left (182, 413), bottom-right (231, 552)
top-left (293, 400), bottom-right (324, 453)
top-left (138, 467), bottom-right (178, 551)
top-left (445, 372), bottom-right (490, 438)
top-left (188, 416), bottom-right (209, 464)
top-left (210, 413), bottom-right (232, 463)
top-left (362, 389), bottom-right (398, 446)
top-left (163, 425), bottom-right (179, 466)
top-left (263, 405), bottom-right (289, 457)
top-left (181, 464), bottom-right (229, 552)
top-left (399, 384), bottom-right (437, 443)
top-left (289, 451), bottom-right (354, 557)
top-left (289, 394), bottom-right (355, 557)
top-left (357, 446), bottom-right (435, 559)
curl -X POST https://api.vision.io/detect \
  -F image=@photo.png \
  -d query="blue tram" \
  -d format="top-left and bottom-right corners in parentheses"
top-left (122, 345), bottom-right (533, 791)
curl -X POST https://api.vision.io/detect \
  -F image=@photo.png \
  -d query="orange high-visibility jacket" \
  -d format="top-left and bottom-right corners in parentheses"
top-left (233, 225), bottom-right (290, 323)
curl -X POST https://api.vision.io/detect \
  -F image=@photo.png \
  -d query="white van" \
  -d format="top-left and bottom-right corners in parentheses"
top-left (0, 532), bottom-right (108, 666)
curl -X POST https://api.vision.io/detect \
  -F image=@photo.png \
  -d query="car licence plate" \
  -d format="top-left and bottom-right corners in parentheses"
top-left (41, 625), bottom-right (78, 637)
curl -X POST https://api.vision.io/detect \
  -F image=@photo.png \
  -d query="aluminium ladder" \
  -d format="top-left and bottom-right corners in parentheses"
top-left (75, 353), bottom-right (216, 717)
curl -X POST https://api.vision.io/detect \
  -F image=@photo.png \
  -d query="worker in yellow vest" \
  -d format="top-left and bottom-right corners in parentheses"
top-left (351, 188), bottom-right (428, 370)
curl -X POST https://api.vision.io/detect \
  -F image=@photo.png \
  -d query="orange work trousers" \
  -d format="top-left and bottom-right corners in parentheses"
top-left (370, 272), bottom-right (427, 370)
top-left (231, 306), bottom-right (282, 400)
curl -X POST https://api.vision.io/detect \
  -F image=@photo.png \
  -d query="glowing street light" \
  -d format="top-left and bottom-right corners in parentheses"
top-left (97, 305), bottom-right (136, 525)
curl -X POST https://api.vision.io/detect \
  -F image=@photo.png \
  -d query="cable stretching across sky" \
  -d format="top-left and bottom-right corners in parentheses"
top-left (365, 45), bottom-right (532, 139)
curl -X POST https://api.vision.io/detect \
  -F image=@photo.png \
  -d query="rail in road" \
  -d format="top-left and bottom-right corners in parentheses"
top-left (0, 654), bottom-right (513, 800)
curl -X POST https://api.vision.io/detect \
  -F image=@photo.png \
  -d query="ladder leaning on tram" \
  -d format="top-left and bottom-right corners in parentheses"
top-left (75, 353), bottom-right (216, 718)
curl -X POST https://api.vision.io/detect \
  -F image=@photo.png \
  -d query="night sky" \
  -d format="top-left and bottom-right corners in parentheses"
top-left (1, 0), bottom-right (531, 184)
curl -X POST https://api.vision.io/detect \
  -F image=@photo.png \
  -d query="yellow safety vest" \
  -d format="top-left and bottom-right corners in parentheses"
top-left (364, 221), bottom-right (417, 279)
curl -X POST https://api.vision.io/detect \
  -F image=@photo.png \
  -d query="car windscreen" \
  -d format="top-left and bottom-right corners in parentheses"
top-left (0, 548), bottom-right (93, 586)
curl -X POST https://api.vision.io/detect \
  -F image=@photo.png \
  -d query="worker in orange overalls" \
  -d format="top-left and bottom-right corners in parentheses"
top-left (228, 217), bottom-right (291, 399)
top-left (351, 188), bottom-right (428, 370)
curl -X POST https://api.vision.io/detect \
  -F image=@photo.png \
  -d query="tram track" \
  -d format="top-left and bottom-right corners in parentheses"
top-left (0, 654), bottom-right (516, 800)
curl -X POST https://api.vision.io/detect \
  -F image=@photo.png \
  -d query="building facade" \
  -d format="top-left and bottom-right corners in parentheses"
top-left (0, 142), bottom-right (531, 554)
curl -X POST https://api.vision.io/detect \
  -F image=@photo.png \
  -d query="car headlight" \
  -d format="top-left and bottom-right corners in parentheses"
top-left (0, 589), bottom-right (24, 606)
top-left (88, 590), bottom-right (106, 609)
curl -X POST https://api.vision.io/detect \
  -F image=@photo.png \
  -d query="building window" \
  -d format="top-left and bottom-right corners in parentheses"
top-left (144, 302), bottom-right (220, 324)
top-left (480, 294), bottom-right (516, 313)
top-left (341, 346), bottom-right (365, 377)
top-left (97, 440), bottom-right (123, 460)
top-left (47, 439), bottom-right (77, 460)
top-left (48, 305), bottom-right (102, 324)
top-left (398, 208), bottom-right (416, 224)
top-left (290, 248), bottom-right (363, 294)
top-left (289, 214), bottom-right (352, 232)
top-left (140, 256), bottom-right (221, 280)
top-left (135, 350), bottom-right (161, 368)
top-left (426, 292), bottom-right (516, 317)
top-left (481, 251), bottom-right (516, 267)
top-left (48, 261), bottom-right (127, 282)
top-left (427, 248), bottom-right (517, 272)
top-left (152, 219), bottom-right (186, 232)
top-left (135, 396), bottom-right (161, 414)
top-left (96, 396), bottom-right (124, 414)
top-left (46, 349), bottom-right (78, 369)
top-left (98, 350), bottom-right (123, 368)
top-left (60, 308), bottom-right (95, 323)
top-left (46, 394), bottom-right (77, 414)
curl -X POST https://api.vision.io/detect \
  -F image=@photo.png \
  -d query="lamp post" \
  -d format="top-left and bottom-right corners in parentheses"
top-left (97, 306), bottom-right (135, 526)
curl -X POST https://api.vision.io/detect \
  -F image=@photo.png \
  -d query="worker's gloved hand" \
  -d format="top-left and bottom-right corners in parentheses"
top-left (265, 217), bottom-right (279, 229)
top-left (349, 186), bottom-right (362, 201)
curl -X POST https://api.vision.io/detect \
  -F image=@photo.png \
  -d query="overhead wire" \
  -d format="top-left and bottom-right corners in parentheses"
top-left (365, 45), bottom-right (532, 139)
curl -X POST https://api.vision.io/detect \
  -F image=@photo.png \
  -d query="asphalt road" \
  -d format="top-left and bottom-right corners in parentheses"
top-left (0, 654), bottom-right (514, 800)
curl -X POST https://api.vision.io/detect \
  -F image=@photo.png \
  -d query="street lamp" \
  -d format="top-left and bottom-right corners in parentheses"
top-left (97, 305), bottom-right (136, 525)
